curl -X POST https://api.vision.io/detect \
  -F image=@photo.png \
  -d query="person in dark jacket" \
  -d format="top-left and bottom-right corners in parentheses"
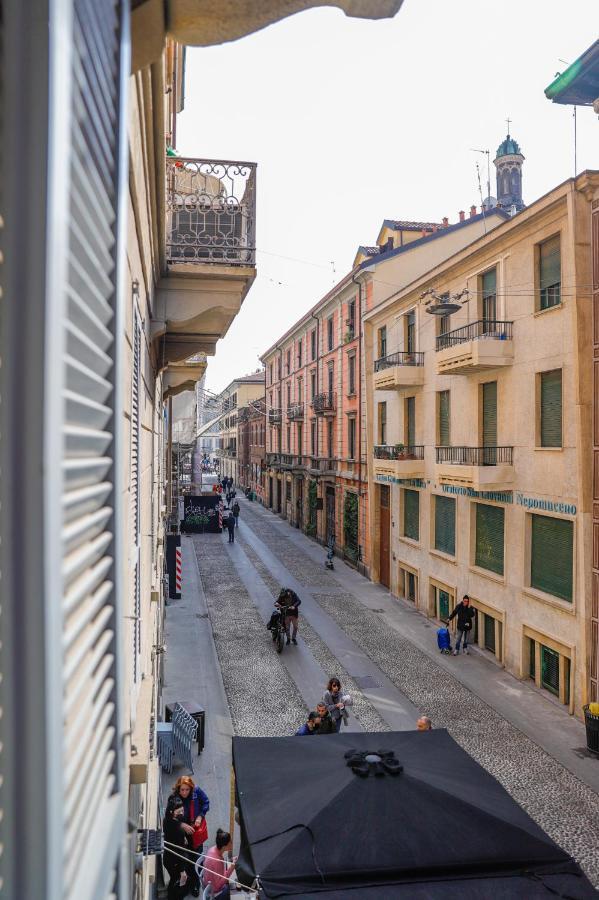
top-left (226, 510), bottom-right (236, 543)
top-left (276, 587), bottom-right (301, 645)
top-left (449, 594), bottom-right (476, 655)
top-left (170, 776), bottom-right (210, 896)
top-left (295, 711), bottom-right (320, 735)
top-left (315, 702), bottom-right (336, 734)
top-left (162, 796), bottom-right (192, 899)
top-left (232, 500), bottom-right (240, 527)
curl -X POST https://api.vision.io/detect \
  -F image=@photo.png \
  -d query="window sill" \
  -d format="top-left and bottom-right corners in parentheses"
top-left (346, 392), bottom-right (357, 399)
top-left (469, 565), bottom-right (505, 586)
top-left (399, 535), bottom-right (421, 550)
top-left (533, 446), bottom-right (564, 452)
top-left (534, 302), bottom-right (563, 317)
top-left (429, 548), bottom-right (457, 565)
top-left (521, 587), bottom-right (575, 615)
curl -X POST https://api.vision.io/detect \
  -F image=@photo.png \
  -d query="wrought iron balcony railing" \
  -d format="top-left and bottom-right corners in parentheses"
top-left (280, 454), bottom-right (295, 468)
top-left (436, 446), bottom-right (513, 466)
top-left (374, 444), bottom-right (424, 460)
top-left (287, 403), bottom-right (305, 421)
top-left (268, 409), bottom-right (282, 425)
top-left (266, 452), bottom-right (280, 466)
top-left (312, 392), bottom-right (337, 415)
top-left (166, 157), bottom-right (257, 266)
top-left (308, 457), bottom-right (337, 473)
top-left (374, 352), bottom-right (424, 372)
top-left (436, 319), bottom-right (513, 352)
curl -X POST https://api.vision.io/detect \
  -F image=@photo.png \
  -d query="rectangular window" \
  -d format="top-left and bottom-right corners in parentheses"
top-left (439, 313), bottom-right (451, 336)
top-left (311, 328), bottom-right (317, 360)
top-left (378, 326), bottom-right (387, 359)
top-left (529, 637), bottom-right (536, 680)
top-left (297, 423), bottom-right (303, 454)
top-left (287, 383), bottom-right (291, 406)
top-left (481, 267), bottom-right (497, 327)
top-left (438, 390), bottom-right (450, 446)
top-left (298, 339), bottom-right (303, 367)
top-left (311, 420), bottom-right (317, 455)
top-left (327, 420), bottom-right (333, 458)
top-left (405, 396), bottom-right (415, 447)
top-left (437, 588), bottom-right (451, 621)
top-left (531, 514), bottom-right (573, 601)
top-left (406, 310), bottom-right (416, 354)
top-left (311, 371), bottom-right (317, 399)
top-left (475, 503), bottom-right (504, 575)
top-left (484, 613), bottom-right (496, 653)
top-left (286, 350), bottom-right (291, 373)
top-left (286, 480), bottom-right (292, 502)
top-left (482, 381), bottom-right (497, 464)
top-left (541, 645), bottom-right (560, 695)
top-left (348, 353), bottom-right (356, 395)
top-left (328, 365), bottom-right (334, 396)
top-left (348, 299), bottom-right (356, 337)
top-left (269, 363), bottom-right (273, 384)
top-left (348, 417), bottom-right (356, 459)
top-left (540, 369), bottom-right (562, 448)
top-left (286, 425), bottom-right (291, 451)
top-left (378, 402), bottom-right (387, 445)
top-left (327, 316), bottom-right (334, 351)
top-left (434, 495), bottom-right (456, 556)
top-left (539, 235), bottom-right (561, 309)
top-left (403, 489), bottom-right (419, 541)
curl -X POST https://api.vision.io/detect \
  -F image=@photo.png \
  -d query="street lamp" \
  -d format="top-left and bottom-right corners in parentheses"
top-left (421, 287), bottom-right (470, 315)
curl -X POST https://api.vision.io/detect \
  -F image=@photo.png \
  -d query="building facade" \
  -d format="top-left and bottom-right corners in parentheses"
top-left (238, 398), bottom-right (267, 498)
top-left (210, 372), bottom-right (265, 483)
top-left (364, 172), bottom-right (598, 717)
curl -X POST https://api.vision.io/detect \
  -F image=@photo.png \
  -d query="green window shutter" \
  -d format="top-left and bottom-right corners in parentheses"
top-left (482, 381), bottom-right (497, 447)
top-left (484, 614), bottom-right (496, 653)
top-left (407, 311), bottom-right (416, 353)
top-left (539, 235), bottom-right (561, 309)
top-left (482, 268), bottom-right (497, 322)
top-left (406, 396), bottom-right (415, 447)
top-left (403, 489), bottom-right (419, 540)
top-left (438, 590), bottom-right (450, 620)
top-left (540, 370), bottom-right (562, 448)
top-left (531, 514), bottom-right (573, 601)
top-left (475, 503), bottom-right (504, 574)
top-left (438, 391), bottom-right (450, 446)
top-left (541, 645), bottom-right (560, 695)
top-left (435, 495), bottom-right (455, 555)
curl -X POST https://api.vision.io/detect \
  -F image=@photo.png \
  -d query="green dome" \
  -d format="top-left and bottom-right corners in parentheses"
top-left (496, 134), bottom-right (522, 158)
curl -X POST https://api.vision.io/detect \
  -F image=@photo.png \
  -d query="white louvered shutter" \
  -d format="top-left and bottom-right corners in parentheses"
top-left (0, 1), bottom-right (129, 898)
top-left (131, 311), bottom-right (142, 684)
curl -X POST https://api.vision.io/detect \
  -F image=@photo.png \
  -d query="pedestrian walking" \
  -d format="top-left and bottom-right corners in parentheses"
top-left (232, 500), bottom-right (240, 527)
top-left (162, 796), bottom-right (193, 900)
top-left (202, 829), bottom-right (237, 899)
top-left (449, 594), bottom-right (476, 655)
top-left (276, 587), bottom-right (301, 645)
top-left (226, 511), bottom-right (236, 543)
top-left (323, 678), bottom-right (352, 732)
top-left (169, 775), bottom-right (210, 886)
top-left (315, 702), bottom-right (336, 734)
top-left (295, 711), bottom-right (320, 735)
top-left (416, 716), bottom-right (432, 731)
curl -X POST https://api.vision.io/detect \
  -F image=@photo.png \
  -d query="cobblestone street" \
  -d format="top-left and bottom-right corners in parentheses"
top-left (168, 496), bottom-right (599, 887)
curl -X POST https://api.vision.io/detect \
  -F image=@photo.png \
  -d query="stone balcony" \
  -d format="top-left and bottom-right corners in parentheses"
top-left (435, 320), bottom-right (513, 375)
top-left (435, 446), bottom-right (514, 490)
top-left (373, 352), bottom-right (424, 390)
top-left (152, 157), bottom-right (257, 379)
top-left (312, 392), bottom-right (336, 416)
top-left (373, 444), bottom-right (425, 480)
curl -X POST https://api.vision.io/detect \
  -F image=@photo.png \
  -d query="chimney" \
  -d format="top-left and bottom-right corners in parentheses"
top-left (458, 210), bottom-right (465, 222)
top-left (470, 205), bottom-right (477, 218)
top-left (442, 217), bottom-right (449, 227)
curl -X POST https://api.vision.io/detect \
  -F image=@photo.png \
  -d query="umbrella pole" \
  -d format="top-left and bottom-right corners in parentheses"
top-left (229, 765), bottom-right (236, 842)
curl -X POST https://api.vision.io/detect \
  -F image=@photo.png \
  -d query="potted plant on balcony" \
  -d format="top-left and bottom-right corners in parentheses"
top-left (394, 442), bottom-right (406, 460)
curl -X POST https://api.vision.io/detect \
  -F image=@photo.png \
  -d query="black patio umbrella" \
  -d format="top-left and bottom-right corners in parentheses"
top-left (232, 729), bottom-right (596, 898)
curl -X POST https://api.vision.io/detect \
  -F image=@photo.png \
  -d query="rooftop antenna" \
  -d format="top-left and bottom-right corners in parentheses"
top-left (470, 148), bottom-right (491, 208)
top-left (475, 162), bottom-right (487, 234)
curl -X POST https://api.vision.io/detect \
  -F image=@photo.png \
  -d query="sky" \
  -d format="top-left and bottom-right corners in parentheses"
top-left (176, 0), bottom-right (598, 394)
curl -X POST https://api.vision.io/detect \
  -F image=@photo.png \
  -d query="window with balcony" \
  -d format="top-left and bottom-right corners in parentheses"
top-left (530, 514), bottom-right (573, 601)
top-left (378, 326), bottom-right (387, 359)
top-left (311, 370), bottom-right (317, 399)
top-left (297, 423), bottom-right (303, 454)
top-left (403, 489), bottom-right (419, 541)
top-left (481, 381), bottom-right (497, 457)
top-left (327, 420), bottom-right (334, 458)
top-left (287, 382), bottom-right (291, 407)
top-left (406, 310), bottom-right (416, 354)
top-left (474, 503), bottom-right (504, 575)
top-left (378, 402), bottom-right (387, 445)
top-left (298, 377), bottom-right (303, 404)
top-left (327, 316), bottom-right (334, 351)
top-left (348, 352), bottom-right (356, 395)
top-left (481, 267), bottom-right (497, 331)
top-left (287, 425), bottom-right (291, 451)
top-left (434, 495), bottom-right (456, 556)
top-left (311, 328), bottom-right (317, 360)
top-left (311, 420), bottom-right (317, 455)
top-left (405, 396), bottom-right (416, 447)
top-left (538, 234), bottom-right (561, 310)
top-left (327, 365), bottom-right (334, 397)
top-left (539, 369), bottom-right (562, 448)
top-left (437, 390), bottom-right (450, 446)
top-left (348, 416), bottom-right (356, 459)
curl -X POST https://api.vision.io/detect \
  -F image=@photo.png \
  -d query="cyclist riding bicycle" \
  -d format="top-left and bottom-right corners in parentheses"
top-left (275, 587), bottom-right (301, 646)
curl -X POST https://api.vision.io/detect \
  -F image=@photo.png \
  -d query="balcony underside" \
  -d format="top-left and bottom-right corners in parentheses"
top-left (152, 266), bottom-right (255, 365)
top-left (436, 463), bottom-right (514, 491)
top-left (163, 357), bottom-right (207, 399)
top-left (374, 366), bottom-right (424, 390)
top-left (374, 458), bottom-right (425, 480)
top-left (436, 338), bottom-right (513, 375)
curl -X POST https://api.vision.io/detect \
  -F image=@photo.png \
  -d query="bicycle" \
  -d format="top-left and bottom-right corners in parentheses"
top-left (267, 608), bottom-right (285, 654)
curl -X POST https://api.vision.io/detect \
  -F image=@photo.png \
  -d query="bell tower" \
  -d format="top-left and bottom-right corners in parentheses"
top-left (494, 125), bottom-right (525, 212)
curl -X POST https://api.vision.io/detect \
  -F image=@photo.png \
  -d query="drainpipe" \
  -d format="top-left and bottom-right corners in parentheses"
top-left (352, 265), bottom-right (375, 573)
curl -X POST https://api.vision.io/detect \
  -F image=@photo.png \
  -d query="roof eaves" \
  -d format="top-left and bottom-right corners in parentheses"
top-left (544, 39), bottom-right (599, 105)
